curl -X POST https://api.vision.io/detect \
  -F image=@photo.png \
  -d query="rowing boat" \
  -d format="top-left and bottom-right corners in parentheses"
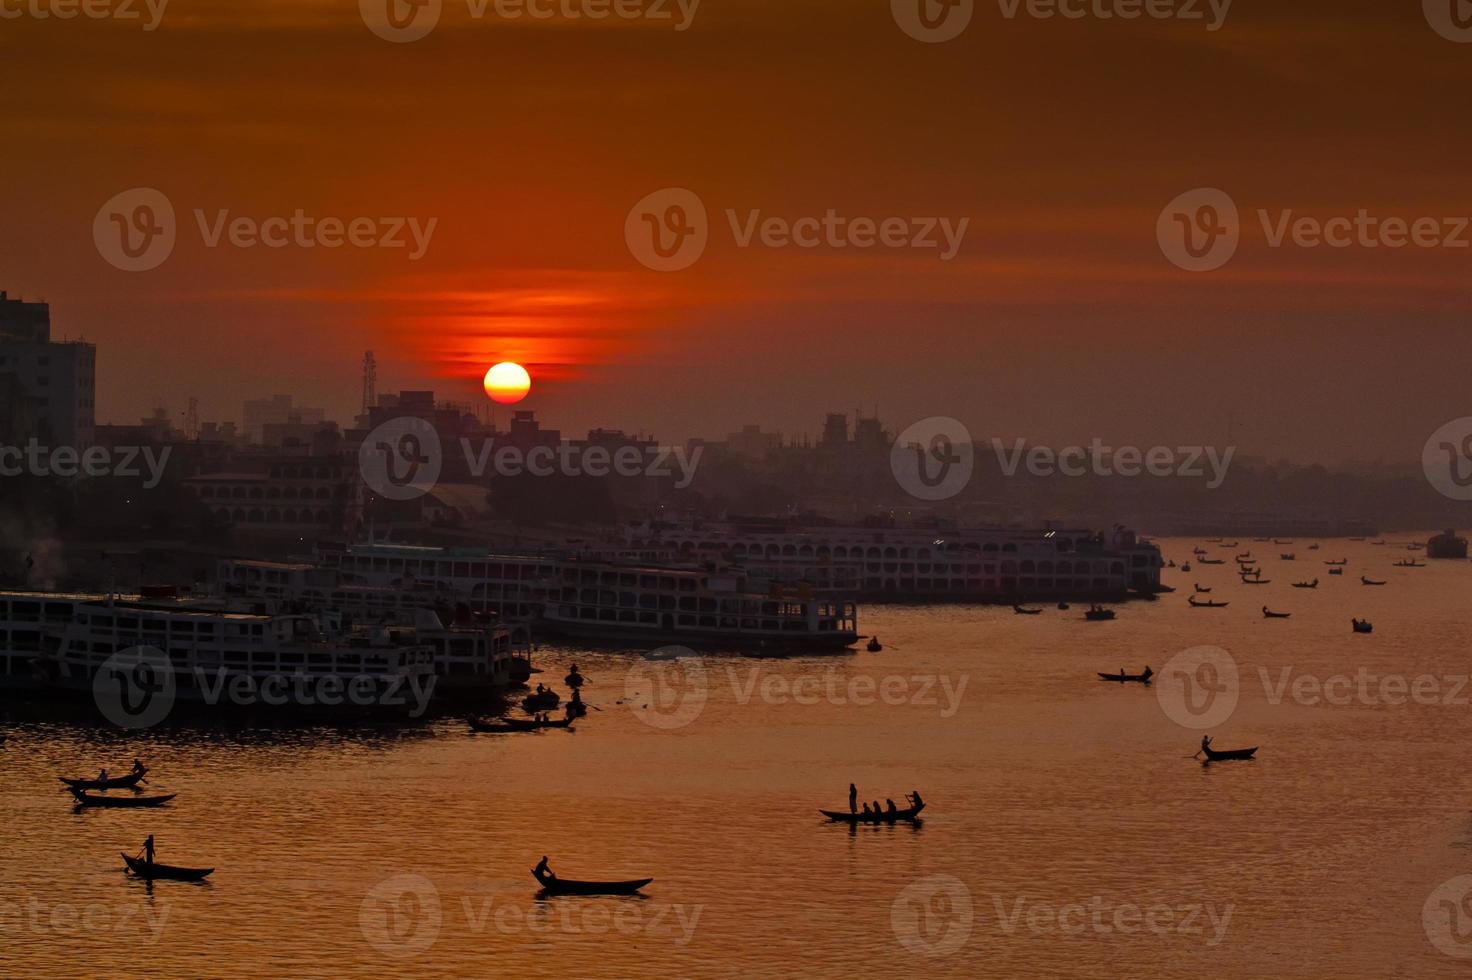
top-left (524, 691), bottom-right (561, 711)
top-left (469, 716), bottom-right (572, 733)
top-left (70, 789), bottom-right (176, 808)
top-left (1188, 596), bottom-right (1229, 608)
top-left (820, 801), bottom-right (926, 824)
top-left (1361, 577), bottom-right (1386, 586)
top-left (60, 769), bottom-right (147, 790)
top-left (1097, 671), bottom-right (1153, 683)
top-left (1202, 745), bottom-right (1257, 761)
top-left (532, 870), bottom-right (652, 895)
top-left (1262, 608), bottom-right (1291, 619)
top-left (122, 854), bottom-right (213, 882)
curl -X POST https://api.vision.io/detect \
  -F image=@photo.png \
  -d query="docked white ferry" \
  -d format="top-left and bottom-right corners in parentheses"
top-left (617, 520), bottom-right (1165, 601)
top-left (0, 587), bottom-right (517, 709)
top-left (303, 543), bottom-right (860, 650)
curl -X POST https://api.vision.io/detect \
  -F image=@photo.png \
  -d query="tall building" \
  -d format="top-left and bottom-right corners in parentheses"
top-left (242, 394), bottom-right (325, 444)
top-left (0, 291), bottom-right (96, 449)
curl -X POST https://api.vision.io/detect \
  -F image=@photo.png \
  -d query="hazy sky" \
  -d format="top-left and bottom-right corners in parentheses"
top-left (3, 0), bottom-right (1470, 462)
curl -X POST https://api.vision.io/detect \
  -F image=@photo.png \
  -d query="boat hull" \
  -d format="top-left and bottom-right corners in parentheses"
top-left (533, 873), bottom-right (652, 895)
top-left (1203, 746), bottom-right (1257, 761)
top-left (122, 854), bottom-right (213, 881)
top-left (60, 771), bottom-right (146, 790)
top-left (820, 801), bottom-right (926, 824)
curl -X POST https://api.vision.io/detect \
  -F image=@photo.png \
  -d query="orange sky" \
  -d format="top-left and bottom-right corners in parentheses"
top-left (3, 0), bottom-right (1470, 461)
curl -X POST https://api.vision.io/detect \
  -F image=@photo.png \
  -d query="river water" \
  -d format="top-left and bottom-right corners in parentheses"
top-left (3, 537), bottom-right (1472, 977)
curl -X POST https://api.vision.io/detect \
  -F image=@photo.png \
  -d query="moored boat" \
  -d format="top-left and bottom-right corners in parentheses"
top-left (1292, 579), bottom-right (1318, 589)
top-left (122, 854), bottom-right (213, 881)
top-left (1188, 596), bottom-right (1229, 608)
top-left (469, 715), bottom-right (572, 733)
top-left (1361, 577), bottom-right (1386, 586)
top-left (1083, 606), bottom-right (1116, 621)
top-left (70, 789), bottom-right (176, 808)
top-left (1013, 605), bottom-right (1043, 615)
top-left (1262, 607), bottom-right (1290, 619)
top-left (1352, 619), bottom-right (1373, 633)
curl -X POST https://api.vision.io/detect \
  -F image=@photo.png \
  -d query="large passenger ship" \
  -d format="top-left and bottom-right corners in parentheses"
top-left (617, 520), bottom-right (1166, 601)
top-left (0, 587), bottom-right (520, 711)
top-left (302, 543), bottom-right (860, 650)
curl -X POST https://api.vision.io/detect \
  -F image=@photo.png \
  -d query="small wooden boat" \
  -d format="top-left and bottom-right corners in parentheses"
top-left (1262, 607), bottom-right (1291, 619)
top-left (533, 870), bottom-right (652, 896)
top-left (70, 789), bottom-right (176, 808)
top-left (1083, 607), bottom-right (1116, 621)
top-left (122, 854), bottom-right (213, 882)
top-left (1235, 552), bottom-right (1252, 559)
top-left (60, 769), bottom-right (147, 791)
top-left (1279, 553), bottom-right (1296, 560)
top-left (1056, 601), bottom-right (1070, 610)
top-left (1013, 605), bottom-right (1043, 615)
top-left (564, 671), bottom-right (585, 689)
top-left (1180, 562), bottom-right (1192, 572)
top-left (1352, 619), bottom-right (1374, 634)
top-left (1361, 577), bottom-right (1386, 586)
top-left (1194, 584), bottom-right (1211, 593)
top-left (1324, 559), bottom-right (1347, 565)
top-left (1188, 596), bottom-right (1229, 608)
top-left (1202, 744), bottom-right (1257, 761)
top-left (820, 800), bottom-right (926, 824)
top-left (1240, 577), bottom-right (1271, 585)
top-left (1192, 547), bottom-right (1208, 555)
top-left (1292, 579), bottom-right (1318, 589)
top-left (866, 638), bottom-right (882, 652)
top-left (1308, 543), bottom-right (1320, 550)
top-left (1205, 537), bottom-right (1223, 543)
top-left (1328, 567), bottom-right (1343, 575)
top-left (470, 716), bottom-right (572, 733)
top-left (1220, 541), bottom-right (1239, 547)
top-left (1393, 560), bottom-right (1424, 568)
top-left (524, 690), bottom-right (561, 711)
top-left (1098, 669), bottom-right (1153, 683)
top-left (1198, 558), bottom-right (1224, 565)
top-left (1371, 539), bottom-right (1386, 545)
top-left (1274, 538), bottom-right (1294, 545)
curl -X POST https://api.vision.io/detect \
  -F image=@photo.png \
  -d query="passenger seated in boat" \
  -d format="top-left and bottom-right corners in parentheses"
top-left (885, 799), bottom-right (897, 816)
top-left (861, 802), bottom-right (871, 816)
top-left (872, 800), bottom-right (881, 816)
top-left (97, 768), bottom-right (108, 783)
top-left (534, 856), bottom-right (556, 883)
top-left (132, 759), bottom-right (145, 775)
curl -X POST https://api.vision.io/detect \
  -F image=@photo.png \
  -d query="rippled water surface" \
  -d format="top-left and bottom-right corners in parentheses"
top-left (4, 538), bottom-right (1472, 977)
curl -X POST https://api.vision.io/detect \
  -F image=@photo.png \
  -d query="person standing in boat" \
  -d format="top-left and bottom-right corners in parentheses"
top-left (849, 783), bottom-right (858, 814)
top-left (142, 835), bottom-right (155, 866)
top-left (1201, 735), bottom-right (1212, 753)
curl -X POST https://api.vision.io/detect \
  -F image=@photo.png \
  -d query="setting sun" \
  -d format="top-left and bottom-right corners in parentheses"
top-left (483, 361), bottom-right (532, 404)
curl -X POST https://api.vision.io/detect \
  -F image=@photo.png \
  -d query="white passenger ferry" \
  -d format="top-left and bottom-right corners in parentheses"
top-left (309, 543), bottom-right (860, 650)
top-left (619, 521), bottom-right (1165, 601)
top-left (0, 587), bottom-right (515, 709)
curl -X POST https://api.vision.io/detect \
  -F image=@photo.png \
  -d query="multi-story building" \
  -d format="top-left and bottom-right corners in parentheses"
top-left (242, 394), bottom-right (325, 444)
top-left (0, 291), bottom-right (96, 450)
